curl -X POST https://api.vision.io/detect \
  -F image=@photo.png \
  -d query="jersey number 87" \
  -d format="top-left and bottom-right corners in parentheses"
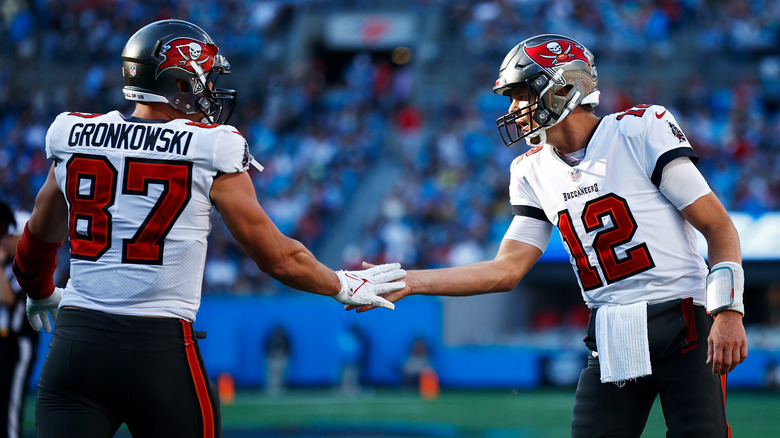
top-left (64, 153), bottom-right (192, 265)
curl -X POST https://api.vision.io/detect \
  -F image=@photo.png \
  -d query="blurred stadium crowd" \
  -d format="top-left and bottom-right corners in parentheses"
top-left (1, 0), bottom-right (779, 304)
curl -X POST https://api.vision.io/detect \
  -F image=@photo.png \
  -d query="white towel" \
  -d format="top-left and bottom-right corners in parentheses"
top-left (595, 301), bottom-right (652, 384)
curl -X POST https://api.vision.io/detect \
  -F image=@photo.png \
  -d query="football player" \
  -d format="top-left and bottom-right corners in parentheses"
top-left (0, 205), bottom-right (37, 438)
top-left (13, 19), bottom-right (405, 438)
top-left (352, 34), bottom-right (746, 437)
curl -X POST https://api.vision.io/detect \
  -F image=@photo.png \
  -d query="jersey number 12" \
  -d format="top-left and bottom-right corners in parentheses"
top-left (557, 193), bottom-right (655, 291)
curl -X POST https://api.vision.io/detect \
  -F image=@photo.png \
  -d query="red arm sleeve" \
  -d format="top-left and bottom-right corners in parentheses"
top-left (12, 224), bottom-right (62, 300)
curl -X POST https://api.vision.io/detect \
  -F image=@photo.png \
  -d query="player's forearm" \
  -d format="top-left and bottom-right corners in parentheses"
top-left (699, 214), bottom-right (744, 317)
top-left (702, 221), bottom-right (742, 266)
top-left (407, 261), bottom-right (520, 297)
top-left (406, 240), bottom-right (540, 297)
top-left (681, 192), bottom-right (741, 266)
top-left (257, 238), bottom-right (340, 296)
top-left (14, 161), bottom-right (65, 300)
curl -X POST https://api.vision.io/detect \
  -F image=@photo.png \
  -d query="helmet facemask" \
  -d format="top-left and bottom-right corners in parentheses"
top-left (496, 74), bottom-right (564, 147)
top-left (497, 74), bottom-right (589, 147)
top-left (188, 54), bottom-right (235, 124)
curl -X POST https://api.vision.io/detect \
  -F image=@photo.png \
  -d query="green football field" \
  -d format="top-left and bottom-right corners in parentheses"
top-left (23, 388), bottom-right (780, 437)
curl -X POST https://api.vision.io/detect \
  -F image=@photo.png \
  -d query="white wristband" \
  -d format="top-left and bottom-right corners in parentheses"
top-left (706, 261), bottom-right (744, 316)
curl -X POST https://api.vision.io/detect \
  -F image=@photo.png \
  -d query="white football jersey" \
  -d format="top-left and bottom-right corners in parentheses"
top-left (509, 105), bottom-right (708, 308)
top-left (45, 110), bottom-right (250, 321)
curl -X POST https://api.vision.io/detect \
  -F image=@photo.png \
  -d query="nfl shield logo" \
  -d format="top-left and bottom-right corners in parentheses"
top-left (570, 168), bottom-right (581, 182)
top-left (129, 64), bottom-right (137, 77)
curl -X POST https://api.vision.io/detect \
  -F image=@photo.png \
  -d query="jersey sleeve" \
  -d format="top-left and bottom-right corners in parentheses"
top-left (638, 105), bottom-right (698, 186)
top-left (658, 157), bottom-right (711, 210)
top-left (503, 215), bottom-right (553, 252)
top-left (211, 125), bottom-right (251, 174)
top-left (509, 155), bottom-right (550, 223)
top-left (45, 112), bottom-right (73, 162)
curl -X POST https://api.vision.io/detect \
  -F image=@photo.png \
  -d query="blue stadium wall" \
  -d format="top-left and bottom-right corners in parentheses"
top-left (30, 294), bottom-right (778, 390)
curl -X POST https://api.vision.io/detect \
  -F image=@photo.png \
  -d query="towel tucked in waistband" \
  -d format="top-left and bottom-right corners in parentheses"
top-left (594, 301), bottom-right (652, 384)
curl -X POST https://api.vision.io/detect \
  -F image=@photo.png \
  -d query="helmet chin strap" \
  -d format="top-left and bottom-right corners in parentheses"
top-left (526, 130), bottom-right (546, 147)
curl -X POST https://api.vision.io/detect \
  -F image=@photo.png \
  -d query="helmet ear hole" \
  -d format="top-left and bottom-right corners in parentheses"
top-left (555, 85), bottom-right (572, 97)
top-left (177, 79), bottom-right (190, 93)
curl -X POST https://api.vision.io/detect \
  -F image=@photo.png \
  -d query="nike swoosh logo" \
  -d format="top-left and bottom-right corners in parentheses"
top-left (655, 110), bottom-right (667, 119)
top-left (345, 272), bottom-right (370, 297)
top-left (353, 279), bottom-right (369, 296)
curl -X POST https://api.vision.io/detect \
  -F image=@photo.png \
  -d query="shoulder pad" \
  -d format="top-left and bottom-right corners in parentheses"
top-left (612, 104), bottom-right (668, 137)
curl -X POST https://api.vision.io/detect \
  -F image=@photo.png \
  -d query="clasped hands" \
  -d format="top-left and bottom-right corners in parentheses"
top-left (333, 262), bottom-right (406, 310)
top-left (27, 264), bottom-right (406, 333)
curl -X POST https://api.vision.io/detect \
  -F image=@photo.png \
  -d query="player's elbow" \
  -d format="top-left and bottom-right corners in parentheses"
top-left (257, 241), bottom-right (310, 283)
top-left (491, 274), bottom-right (523, 293)
top-left (487, 255), bottom-right (532, 292)
top-left (263, 260), bottom-right (294, 283)
top-left (258, 251), bottom-right (295, 281)
top-left (473, 266), bottom-right (524, 294)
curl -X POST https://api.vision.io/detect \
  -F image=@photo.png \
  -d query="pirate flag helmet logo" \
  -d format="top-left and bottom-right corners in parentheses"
top-left (155, 38), bottom-right (217, 79)
top-left (523, 39), bottom-right (592, 70)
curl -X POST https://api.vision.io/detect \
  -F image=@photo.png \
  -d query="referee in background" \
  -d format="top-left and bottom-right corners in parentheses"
top-left (0, 201), bottom-right (37, 438)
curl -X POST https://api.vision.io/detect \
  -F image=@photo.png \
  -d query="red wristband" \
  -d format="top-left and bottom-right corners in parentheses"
top-left (12, 224), bottom-right (62, 300)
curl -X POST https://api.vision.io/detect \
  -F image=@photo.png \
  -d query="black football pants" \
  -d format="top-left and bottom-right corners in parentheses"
top-left (35, 307), bottom-right (221, 438)
top-left (571, 303), bottom-right (729, 438)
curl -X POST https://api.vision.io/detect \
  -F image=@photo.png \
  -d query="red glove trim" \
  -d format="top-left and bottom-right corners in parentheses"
top-left (12, 224), bottom-right (62, 300)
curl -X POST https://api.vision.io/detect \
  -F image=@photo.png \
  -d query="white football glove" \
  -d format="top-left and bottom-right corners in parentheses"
top-left (27, 287), bottom-right (63, 333)
top-left (334, 263), bottom-right (406, 310)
